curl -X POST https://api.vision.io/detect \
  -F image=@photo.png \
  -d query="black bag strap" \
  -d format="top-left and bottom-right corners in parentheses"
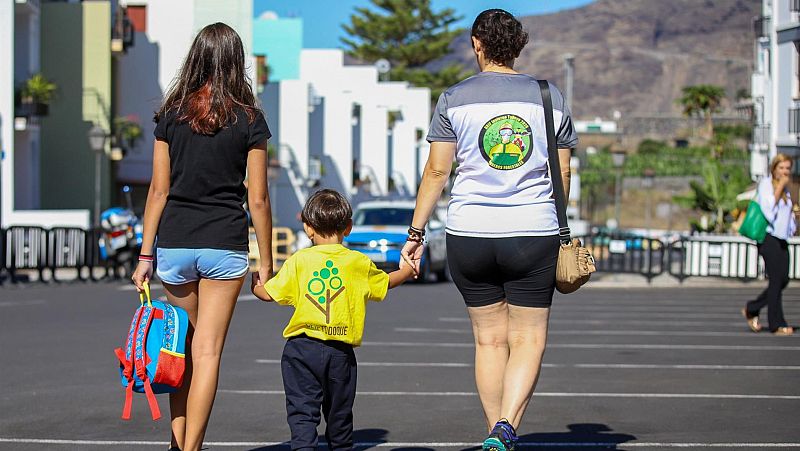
top-left (538, 79), bottom-right (571, 243)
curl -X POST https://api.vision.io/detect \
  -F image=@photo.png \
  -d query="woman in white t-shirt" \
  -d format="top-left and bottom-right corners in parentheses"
top-left (400, 9), bottom-right (577, 451)
top-left (742, 153), bottom-right (796, 336)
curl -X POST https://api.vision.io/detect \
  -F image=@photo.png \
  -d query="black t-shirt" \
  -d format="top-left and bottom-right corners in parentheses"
top-left (154, 108), bottom-right (271, 251)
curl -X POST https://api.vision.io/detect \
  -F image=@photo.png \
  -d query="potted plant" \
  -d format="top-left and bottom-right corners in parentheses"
top-left (267, 143), bottom-right (281, 167)
top-left (19, 73), bottom-right (57, 117)
top-left (114, 115), bottom-right (143, 150)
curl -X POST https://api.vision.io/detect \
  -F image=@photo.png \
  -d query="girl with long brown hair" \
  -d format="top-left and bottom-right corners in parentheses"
top-left (743, 153), bottom-right (795, 335)
top-left (131, 22), bottom-right (273, 450)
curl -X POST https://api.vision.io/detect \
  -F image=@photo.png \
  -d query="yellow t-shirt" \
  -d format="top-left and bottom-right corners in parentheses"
top-left (264, 243), bottom-right (390, 346)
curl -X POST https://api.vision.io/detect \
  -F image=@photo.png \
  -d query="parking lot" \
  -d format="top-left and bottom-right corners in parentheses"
top-left (1, 279), bottom-right (799, 450)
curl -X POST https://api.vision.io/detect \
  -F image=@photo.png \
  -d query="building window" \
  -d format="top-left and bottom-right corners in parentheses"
top-left (127, 5), bottom-right (146, 33)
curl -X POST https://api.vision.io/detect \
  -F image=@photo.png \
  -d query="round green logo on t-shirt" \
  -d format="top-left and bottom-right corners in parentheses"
top-left (478, 114), bottom-right (533, 170)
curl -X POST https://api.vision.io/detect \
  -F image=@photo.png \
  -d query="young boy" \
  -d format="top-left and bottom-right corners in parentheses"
top-left (251, 189), bottom-right (417, 450)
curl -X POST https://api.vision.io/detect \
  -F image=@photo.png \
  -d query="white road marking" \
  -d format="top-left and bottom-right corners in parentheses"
top-left (256, 359), bottom-right (800, 371)
top-left (396, 327), bottom-right (777, 337)
top-left (256, 359), bottom-right (470, 367)
top-left (439, 317), bottom-right (755, 327)
top-left (362, 341), bottom-right (800, 351)
top-left (0, 299), bottom-right (46, 307)
top-left (1, 438), bottom-right (799, 448)
top-left (218, 389), bottom-right (800, 400)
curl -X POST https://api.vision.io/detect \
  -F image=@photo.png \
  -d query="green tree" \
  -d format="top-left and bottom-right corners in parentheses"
top-left (673, 159), bottom-right (749, 233)
top-left (341, 0), bottom-right (470, 101)
top-left (676, 85), bottom-right (726, 141)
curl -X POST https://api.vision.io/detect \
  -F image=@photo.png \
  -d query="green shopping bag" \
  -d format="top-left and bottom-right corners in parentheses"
top-left (739, 200), bottom-right (768, 243)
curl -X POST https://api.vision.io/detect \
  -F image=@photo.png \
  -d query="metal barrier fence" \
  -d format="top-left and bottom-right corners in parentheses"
top-left (580, 233), bottom-right (666, 281)
top-left (1, 225), bottom-right (299, 285)
top-left (4, 226), bottom-right (799, 284)
top-left (667, 236), bottom-right (800, 282)
top-left (0, 226), bottom-right (111, 284)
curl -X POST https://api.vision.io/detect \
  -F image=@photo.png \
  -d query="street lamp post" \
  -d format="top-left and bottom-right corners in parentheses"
top-left (88, 124), bottom-right (108, 228)
top-left (643, 168), bottom-right (655, 233)
top-left (611, 149), bottom-right (626, 230)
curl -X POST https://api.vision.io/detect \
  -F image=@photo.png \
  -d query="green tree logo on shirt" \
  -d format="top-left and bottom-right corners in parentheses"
top-left (304, 260), bottom-right (345, 324)
top-left (478, 114), bottom-right (533, 170)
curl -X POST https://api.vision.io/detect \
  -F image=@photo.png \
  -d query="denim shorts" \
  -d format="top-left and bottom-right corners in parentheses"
top-left (156, 248), bottom-right (249, 285)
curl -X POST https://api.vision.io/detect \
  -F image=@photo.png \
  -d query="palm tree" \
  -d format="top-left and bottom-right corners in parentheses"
top-left (677, 85), bottom-right (726, 140)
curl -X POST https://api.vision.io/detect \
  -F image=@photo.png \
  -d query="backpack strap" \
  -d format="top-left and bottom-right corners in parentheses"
top-left (133, 305), bottom-right (162, 421)
top-left (116, 306), bottom-right (144, 420)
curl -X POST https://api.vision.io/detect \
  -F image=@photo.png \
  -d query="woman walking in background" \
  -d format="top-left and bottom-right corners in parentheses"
top-left (743, 153), bottom-right (795, 336)
top-left (401, 9), bottom-right (577, 451)
top-left (131, 23), bottom-right (273, 451)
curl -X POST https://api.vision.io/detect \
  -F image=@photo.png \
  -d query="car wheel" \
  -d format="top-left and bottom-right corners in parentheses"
top-left (434, 259), bottom-right (449, 282)
top-left (416, 250), bottom-right (432, 283)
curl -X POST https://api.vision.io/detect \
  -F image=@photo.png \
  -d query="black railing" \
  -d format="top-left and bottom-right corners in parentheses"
top-left (0, 226), bottom-right (136, 285)
top-left (579, 233), bottom-right (666, 281)
top-left (792, 0), bottom-right (800, 13)
top-left (754, 15), bottom-right (771, 39)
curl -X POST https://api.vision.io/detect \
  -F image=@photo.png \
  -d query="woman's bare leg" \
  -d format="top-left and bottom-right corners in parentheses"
top-left (498, 305), bottom-right (550, 428)
top-left (467, 301), bottom-right (510, 430)
top-left (181, 276), bottom-right (244, 451)
top-left (162, 281), bottom-right (199, 451)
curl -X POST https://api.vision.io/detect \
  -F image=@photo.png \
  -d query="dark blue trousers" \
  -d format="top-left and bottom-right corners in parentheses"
top-left (281, 335), bottom-right (357, 451)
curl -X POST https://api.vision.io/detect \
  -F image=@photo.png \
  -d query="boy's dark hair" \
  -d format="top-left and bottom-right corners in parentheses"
top-left (471, 9), bottom-right (529, 67)
top-left (301, 189), bottom-right (352, 237)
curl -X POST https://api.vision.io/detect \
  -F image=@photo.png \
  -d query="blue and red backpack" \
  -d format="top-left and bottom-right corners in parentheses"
top-left (114, 282), bottom-right (189, 420)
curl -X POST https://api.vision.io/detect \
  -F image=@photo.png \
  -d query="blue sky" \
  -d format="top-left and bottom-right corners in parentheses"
top-left (254, 0), bottom-right (594, 49)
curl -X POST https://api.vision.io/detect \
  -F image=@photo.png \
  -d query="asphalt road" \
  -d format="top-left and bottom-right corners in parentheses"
top-left (1, 279), bottom-right (799, 450)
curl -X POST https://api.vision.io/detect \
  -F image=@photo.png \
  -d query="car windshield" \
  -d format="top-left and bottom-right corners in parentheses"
top-left (353, 208), bottom-right (414, 226)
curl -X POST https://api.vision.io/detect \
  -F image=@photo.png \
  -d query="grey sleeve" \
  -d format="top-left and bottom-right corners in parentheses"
top-left (426, 92), bottom-right (456, 143)
top-left (549, 81), bottom-right (578, 149)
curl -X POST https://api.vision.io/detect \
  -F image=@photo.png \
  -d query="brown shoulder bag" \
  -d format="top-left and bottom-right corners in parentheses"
top-left (538, 80), bottom-right (596, 294)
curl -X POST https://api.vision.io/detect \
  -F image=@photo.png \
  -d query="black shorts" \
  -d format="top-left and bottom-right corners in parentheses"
top-left (446, 233), bottom-right (559, 308)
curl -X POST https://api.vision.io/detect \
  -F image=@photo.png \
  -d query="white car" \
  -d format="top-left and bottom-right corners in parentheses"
top-left (343, 200), bottom-right (448, 282)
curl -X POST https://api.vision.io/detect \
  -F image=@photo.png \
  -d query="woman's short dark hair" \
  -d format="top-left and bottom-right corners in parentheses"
top-left (471, 9), bottom-right (529, 67)
top-left (301, 189), bottom-right (353, 237)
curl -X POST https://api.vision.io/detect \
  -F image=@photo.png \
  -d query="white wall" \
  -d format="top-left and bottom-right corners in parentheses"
top-left (278, 79), bottom-right (310, 178)
top-left (295, 49), bottom-right (430, 196)
top-left (1, 1), bottom-right (14, 226)
top-left (1, 1), bottom-right (88, 228)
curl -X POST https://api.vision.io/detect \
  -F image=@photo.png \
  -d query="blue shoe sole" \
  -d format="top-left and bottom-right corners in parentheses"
top-left (483, 437), bottom-right (507, 451)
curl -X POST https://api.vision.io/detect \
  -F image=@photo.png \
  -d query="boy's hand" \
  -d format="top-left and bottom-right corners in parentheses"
top-left (250, 271), bottom-right (274, 302)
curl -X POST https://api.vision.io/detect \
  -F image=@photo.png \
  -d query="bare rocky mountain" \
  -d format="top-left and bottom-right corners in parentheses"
top-left (441, 0), bottom-right (758, 119)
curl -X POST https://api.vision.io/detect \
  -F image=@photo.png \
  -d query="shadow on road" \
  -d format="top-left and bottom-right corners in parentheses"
top-left (460, 423), bottom-right (636, 450)
top-left (247, 428), bottom-right (435, 451)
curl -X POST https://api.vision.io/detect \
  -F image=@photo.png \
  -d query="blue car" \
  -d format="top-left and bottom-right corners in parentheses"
top-left (343, 201), bottom-right (448, 282)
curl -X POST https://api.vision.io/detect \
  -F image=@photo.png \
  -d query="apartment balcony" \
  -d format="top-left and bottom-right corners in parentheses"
top-left (789, 107), bottom-right (800, 136)
top-left (754, 15), bottom-right (771, 40)
top-left (751, 124), bottom-right (770, 152)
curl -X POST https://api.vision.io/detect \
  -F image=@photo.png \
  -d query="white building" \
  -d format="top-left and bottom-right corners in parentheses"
top-left (262, 49), bottom-right (431, 229)
top-left (115, 0), bottom-right (254, 186)
top-left (751, 0), bottom-right (800, 178)
top-left (1, 0), bottom-right (89, 228)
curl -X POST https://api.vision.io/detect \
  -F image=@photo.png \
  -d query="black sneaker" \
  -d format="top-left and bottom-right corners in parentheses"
top-left (482, 418), bottom-right (518, 451)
